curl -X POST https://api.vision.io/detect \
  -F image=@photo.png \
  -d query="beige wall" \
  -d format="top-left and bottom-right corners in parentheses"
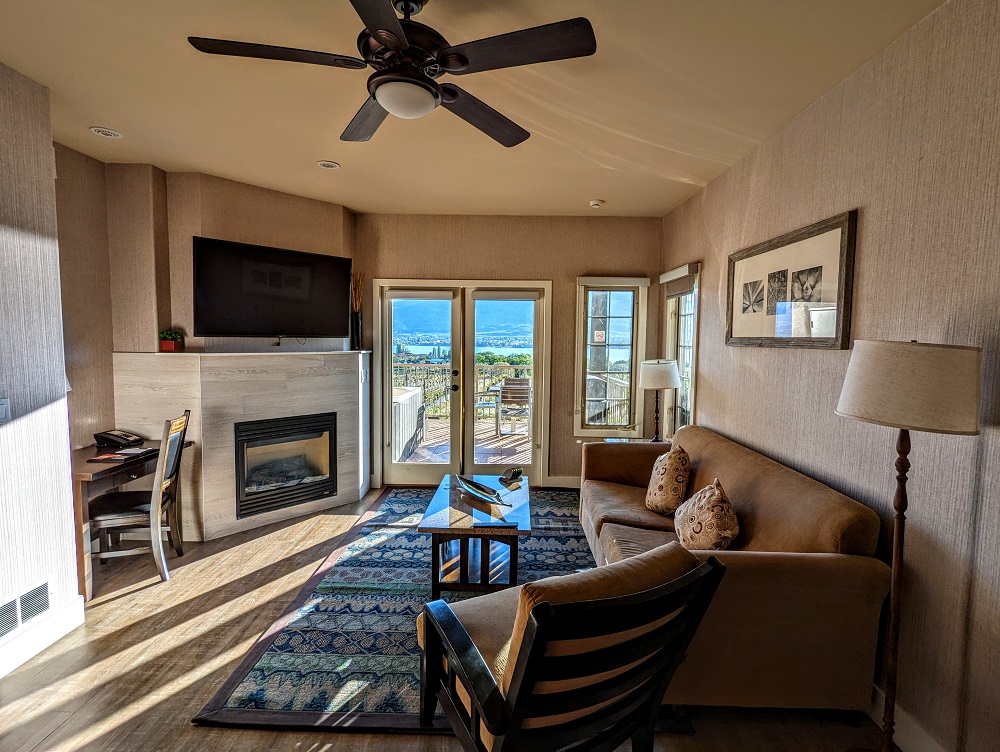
top-left (106, 164), bottom-right (171, 352)
top-left (661, 0), bottom-right (1000, 748)
top-left (54, 144), bottom-right (115, 448)
top-left (0, 62), bottom-right (82, 676)
top-left (167, 173), bottom-right (352, 353)
top-left (354, 214), bottom-right (663, 478)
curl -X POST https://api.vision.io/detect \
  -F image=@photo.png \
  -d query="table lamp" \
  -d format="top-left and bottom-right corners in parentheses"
top-left (638, 359), bottom-right (681, 443)
top-left (836, 340), bottom-right (981, 752)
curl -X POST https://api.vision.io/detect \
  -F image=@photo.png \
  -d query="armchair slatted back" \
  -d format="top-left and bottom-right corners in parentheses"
top-left (499, 557), bottom-right (724, 752)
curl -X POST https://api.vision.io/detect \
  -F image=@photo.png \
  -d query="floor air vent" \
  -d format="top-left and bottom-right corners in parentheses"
top-left (20, 584), bottom-right (50, 623)
top-left (0, 600), bottom-right (16, 639)
top-left (0, 582), bottom-right (51, 641)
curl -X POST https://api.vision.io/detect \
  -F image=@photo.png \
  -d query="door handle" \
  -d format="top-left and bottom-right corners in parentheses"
top-left (451, 384), bottom-right (459, 392)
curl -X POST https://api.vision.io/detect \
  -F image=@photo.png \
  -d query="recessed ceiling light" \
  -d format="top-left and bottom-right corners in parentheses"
top-left (90, 126), bottom-right (123, 139)
top-left (316, 160), bottom-right (341, 170)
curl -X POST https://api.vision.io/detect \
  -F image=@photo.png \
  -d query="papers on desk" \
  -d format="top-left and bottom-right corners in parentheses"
top-left (87, 447), bottom-right (156, 463)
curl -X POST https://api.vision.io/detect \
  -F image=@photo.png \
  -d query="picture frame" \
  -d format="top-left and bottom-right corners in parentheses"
top-left (725, 211), bottom-right (857, 349)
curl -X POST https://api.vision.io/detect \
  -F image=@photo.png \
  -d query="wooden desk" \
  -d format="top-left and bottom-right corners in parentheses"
top-left (71, 441), bottom-right (165, 601)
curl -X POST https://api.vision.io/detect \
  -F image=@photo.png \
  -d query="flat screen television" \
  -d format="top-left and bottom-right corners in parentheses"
top-left (193, 237), bottom-right (352, 338)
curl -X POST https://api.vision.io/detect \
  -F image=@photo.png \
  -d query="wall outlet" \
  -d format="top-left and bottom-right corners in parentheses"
top-left (0, 398), bottom-right (10, 425)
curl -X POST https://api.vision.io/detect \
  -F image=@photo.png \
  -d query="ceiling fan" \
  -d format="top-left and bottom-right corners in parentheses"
top-left (188, 0), bottom-right (596, 147)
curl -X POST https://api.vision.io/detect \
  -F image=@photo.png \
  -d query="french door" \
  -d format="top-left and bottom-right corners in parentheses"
top-left (378, 282), bottom-right (548, 486)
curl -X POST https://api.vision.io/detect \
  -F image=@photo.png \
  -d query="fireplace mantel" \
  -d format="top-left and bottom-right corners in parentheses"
top-left (112, 351), bottom-right (371, 541)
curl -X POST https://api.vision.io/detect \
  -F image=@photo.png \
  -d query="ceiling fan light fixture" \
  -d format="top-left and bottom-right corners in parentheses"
top-left (374, 80), bottom-right (438, 119)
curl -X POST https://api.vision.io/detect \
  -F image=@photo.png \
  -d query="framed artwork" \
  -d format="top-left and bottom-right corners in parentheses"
top-left (725, 211), bottom-right (857, 349)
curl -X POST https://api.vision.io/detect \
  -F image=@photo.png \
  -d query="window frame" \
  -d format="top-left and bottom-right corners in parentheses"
top-left (573, 276), bottom-right (649, 438)
top-left (661, 264), bottom-right (700, 437)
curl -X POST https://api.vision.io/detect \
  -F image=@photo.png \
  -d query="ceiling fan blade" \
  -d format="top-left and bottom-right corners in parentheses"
top-left (440, 84), bottom-right (529, 148)
top-left (188, 37), bottom-right (367, 70)
top-left (438, 17), bottom-right (596, 75)
top-left (341, 97), bottom-right (390, 142)
top-left (348, 0), bottom-right (408, 50)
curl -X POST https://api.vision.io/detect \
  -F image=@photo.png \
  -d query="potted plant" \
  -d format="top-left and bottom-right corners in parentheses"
top-left (158, 328), bottom-right (185, 353)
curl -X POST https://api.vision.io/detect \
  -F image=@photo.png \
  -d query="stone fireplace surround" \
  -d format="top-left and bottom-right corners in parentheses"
top-left (112, 351), bottom-right (370, 541)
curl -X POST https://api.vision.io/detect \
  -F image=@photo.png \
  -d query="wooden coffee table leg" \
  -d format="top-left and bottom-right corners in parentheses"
top-left (431, 533), bottom-right (441, 601)
top-left (508, 535), bottom-right (519, 586)
top-left (460, 538), bottom-right (470, 584)
top-left (480, 537), bottom-right (491, 586)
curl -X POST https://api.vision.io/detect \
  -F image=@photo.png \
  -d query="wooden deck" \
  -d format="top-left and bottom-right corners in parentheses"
top-left (401, 417), bottom-right (532, 466)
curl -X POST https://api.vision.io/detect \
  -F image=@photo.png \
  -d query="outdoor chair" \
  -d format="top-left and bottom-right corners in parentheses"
top-left (418, 542), bottom-right (726, 751)
top-left (496, 380), bottom-right (531, 436)
top-left (89, 411), bottom-right (190, 582)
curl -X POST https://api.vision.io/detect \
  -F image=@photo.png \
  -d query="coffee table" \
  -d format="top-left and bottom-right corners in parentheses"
top-left (418, 474), bottom-right (531, 600)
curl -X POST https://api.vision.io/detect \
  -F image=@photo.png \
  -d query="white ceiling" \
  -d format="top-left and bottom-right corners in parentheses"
top-left (0, 0), bottom-right (944, 216)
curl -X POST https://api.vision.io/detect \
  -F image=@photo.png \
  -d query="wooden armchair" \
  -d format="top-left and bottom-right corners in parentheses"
top-left (419, 542), bottom-right (725, 751)
top-left (89, 411), bottom-right (191, 582)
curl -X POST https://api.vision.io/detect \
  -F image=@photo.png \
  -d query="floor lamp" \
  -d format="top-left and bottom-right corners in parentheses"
top-left (836, 340), bottom-right (981, 752)
top-left (638, 359), bottom-right (681, 443)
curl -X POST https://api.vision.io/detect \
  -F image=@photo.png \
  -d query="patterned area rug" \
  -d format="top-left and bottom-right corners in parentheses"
top-left (194, 486), bottom-right (593, 732)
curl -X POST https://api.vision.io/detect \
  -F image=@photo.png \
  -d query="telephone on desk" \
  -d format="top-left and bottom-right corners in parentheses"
top-left (94, 429), bottom-right (144, 448)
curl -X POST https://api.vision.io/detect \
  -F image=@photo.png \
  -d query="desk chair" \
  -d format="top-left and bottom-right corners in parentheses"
top-left (89, 411), bottom-right (190, 582)
top-left (419, 542), bottom-right (725, 752)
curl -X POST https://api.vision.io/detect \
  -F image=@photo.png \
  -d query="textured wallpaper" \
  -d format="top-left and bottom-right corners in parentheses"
top-left (662, 0), bottom-right (1000, 748)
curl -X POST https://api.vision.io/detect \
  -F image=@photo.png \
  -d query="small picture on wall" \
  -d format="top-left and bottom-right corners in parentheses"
top-left (790, 266), bottom-right (823, 303)
top-left (742, 280), bottom-right (764, 314)
top-left (766, 270), bottom-right (787, 315)
top-left (725, 210), bottom-right (857, 349)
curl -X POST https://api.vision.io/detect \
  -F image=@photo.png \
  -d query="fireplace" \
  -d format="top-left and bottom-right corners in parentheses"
top-left (234, 412), bottom-right (337, 518)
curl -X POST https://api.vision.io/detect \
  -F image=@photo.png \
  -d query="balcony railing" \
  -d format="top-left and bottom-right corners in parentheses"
top-left (584, 374), bottom-right (632, 427)
top-left (391, 363), bottom-right (533, 419)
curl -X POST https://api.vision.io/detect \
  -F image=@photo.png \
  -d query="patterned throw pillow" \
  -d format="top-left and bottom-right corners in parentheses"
top-left (675, 478), bottom-right (739, 550)
top-left (645, 445), bottom-right (690, 515)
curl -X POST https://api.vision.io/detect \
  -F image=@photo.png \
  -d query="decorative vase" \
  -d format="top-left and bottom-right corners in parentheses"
top-left (159, 340), bottom-right (184, 353)
top-left (349, 312), bottom-right (362, 351)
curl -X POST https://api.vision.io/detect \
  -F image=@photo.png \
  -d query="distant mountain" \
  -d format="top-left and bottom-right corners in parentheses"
top-left (392, 299), bottom-right (533, 336)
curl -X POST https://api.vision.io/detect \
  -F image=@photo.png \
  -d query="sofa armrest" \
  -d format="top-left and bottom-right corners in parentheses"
top-left (665, 551), bottom-right (891, 710)
top-left (581, 442), bottom-right (671, 487)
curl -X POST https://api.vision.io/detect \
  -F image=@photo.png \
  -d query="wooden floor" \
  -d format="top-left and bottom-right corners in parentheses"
top-left (0, 491), bottom-right (880, 752)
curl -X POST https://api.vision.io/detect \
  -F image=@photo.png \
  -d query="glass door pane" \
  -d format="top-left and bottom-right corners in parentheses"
top-left (466, 294), bottom-right (537, 475)
top-left (384, 291), bottom-right (461, 484)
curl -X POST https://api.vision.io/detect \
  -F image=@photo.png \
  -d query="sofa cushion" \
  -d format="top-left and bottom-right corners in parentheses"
top-left (599, 523), bottom-right (678, 563)
top-left (581, 441), bottom-right (672, 488)
top-left (672, 426), bottom-right (879, 555)
top-left (645, 445), bottom-right (690, 514)
top-left (582, 481), bottom-right (677, 541)
top-left (675, 479), bottom-right (740, 551)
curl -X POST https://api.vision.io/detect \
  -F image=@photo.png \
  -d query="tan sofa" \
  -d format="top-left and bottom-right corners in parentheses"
top-left (580, 425), bottom-right (891, 711)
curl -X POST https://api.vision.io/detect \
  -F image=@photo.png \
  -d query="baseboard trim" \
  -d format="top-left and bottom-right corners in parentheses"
top-left (0, 595), bottom-right (85, 678)
top-left (868, 685), bottom-right (948, 752)
top-left (543, 475), bottom-right (580, 488)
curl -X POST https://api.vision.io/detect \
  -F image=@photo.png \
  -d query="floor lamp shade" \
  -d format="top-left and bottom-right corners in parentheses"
top-left (638, 360), bottom-right (681, 390)
top-left (836, 339), bottom-right (980, 752)
top-left (836, 340), bottom-right (981, 435)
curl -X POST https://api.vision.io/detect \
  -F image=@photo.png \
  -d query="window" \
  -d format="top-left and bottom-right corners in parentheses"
top-left (574, 277), bottom-right (649, 437)
top-left (662, 264), bottom-right (700, 435)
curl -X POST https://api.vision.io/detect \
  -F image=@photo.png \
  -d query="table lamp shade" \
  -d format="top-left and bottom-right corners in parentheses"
top-left (638, 359), bottom-right (681, 390)
top-left (836, 340), bottom-right (981, 435)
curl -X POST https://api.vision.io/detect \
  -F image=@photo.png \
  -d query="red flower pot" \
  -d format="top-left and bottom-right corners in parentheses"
top-left (159, 340), bottom-right (184, 353)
